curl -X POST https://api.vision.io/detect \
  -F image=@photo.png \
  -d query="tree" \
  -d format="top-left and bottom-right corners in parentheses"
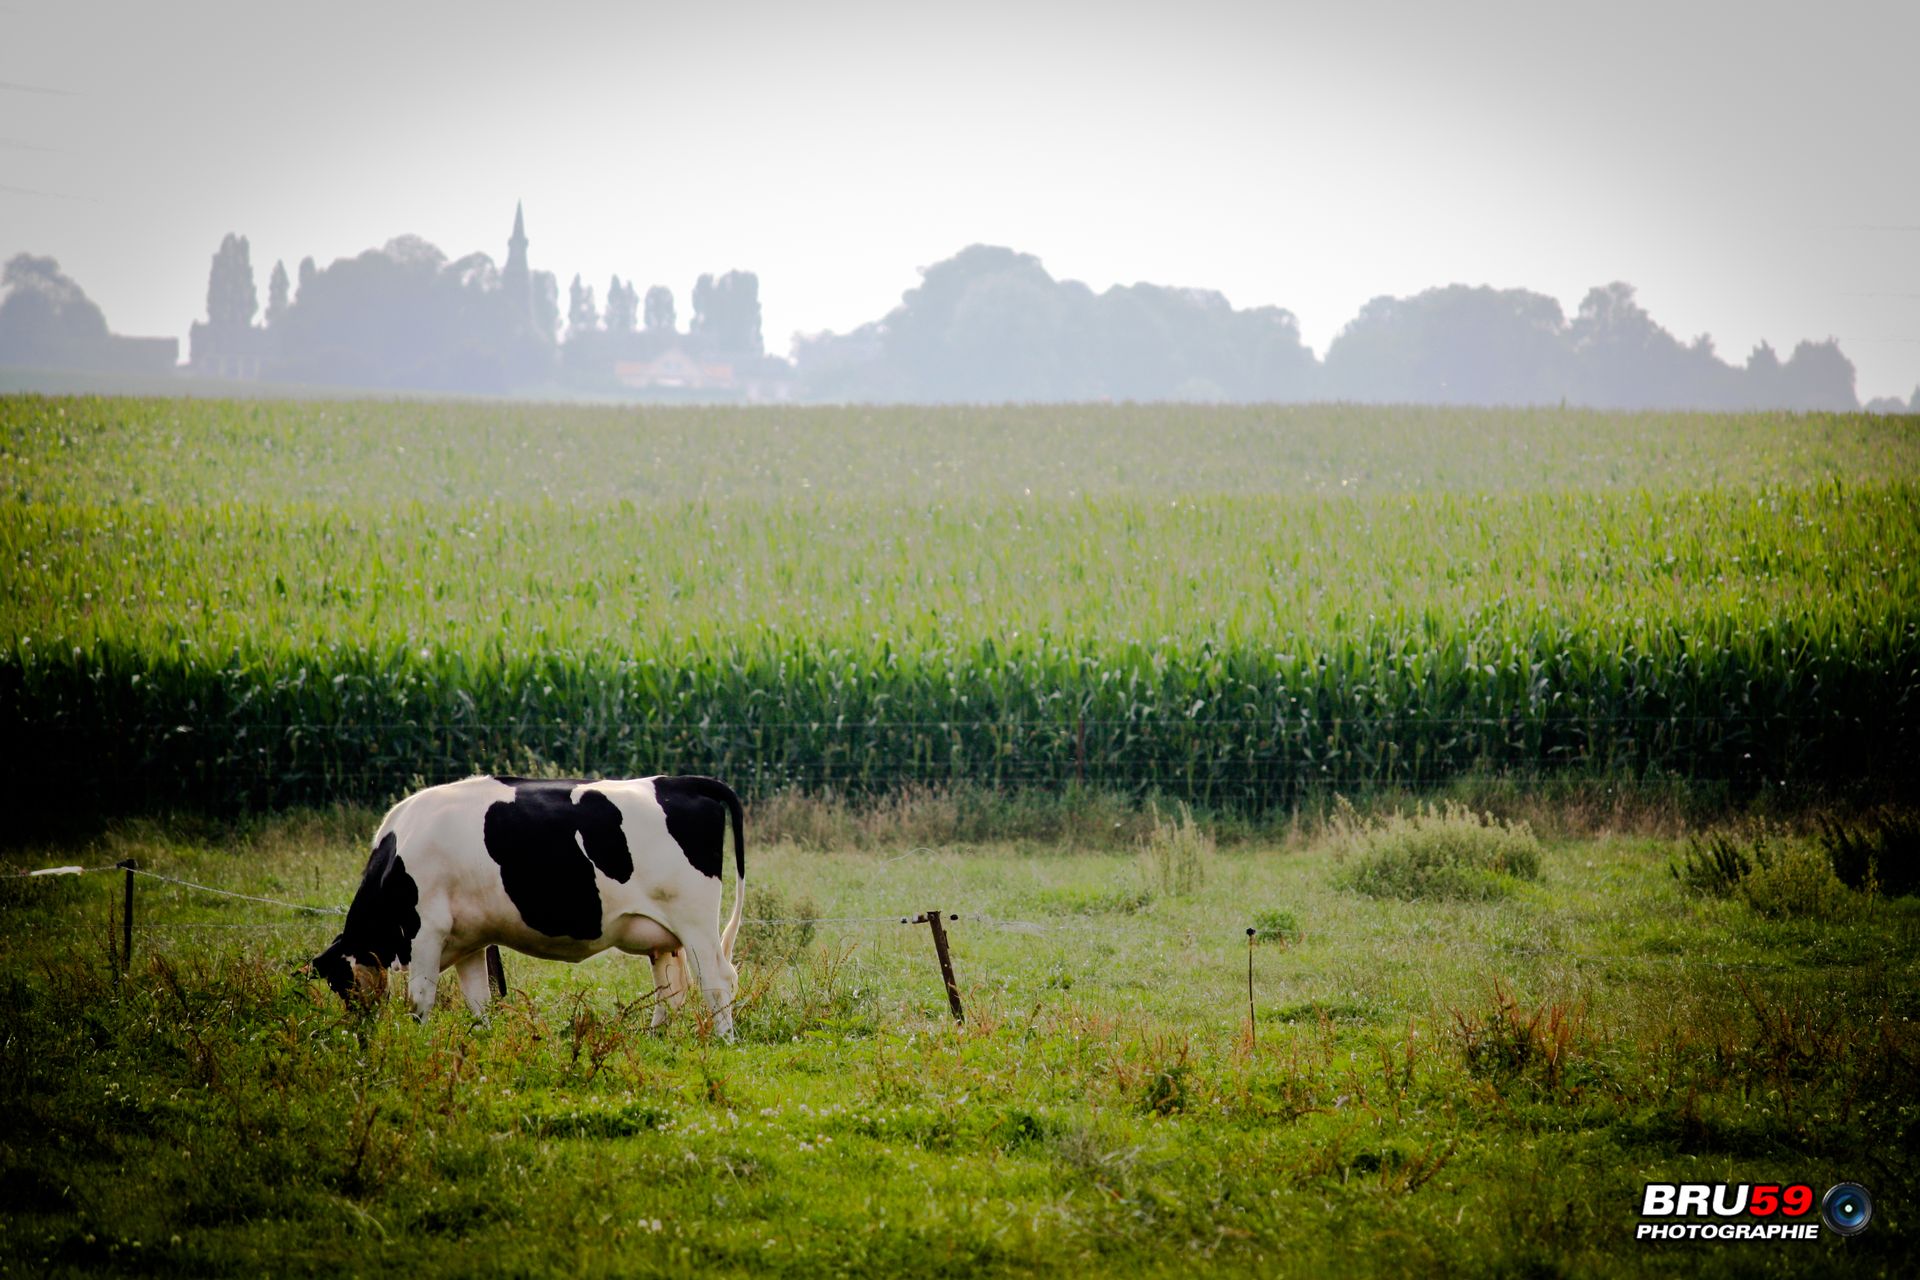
top-left (532, 271), bottom-right (560, 346)
top-left (206, 233), bottom-right (258, 330)
top-left (690, 270), bottom-right (762, 356)
top-left (568, 273), bottom-right (599, 336)
top-left (297, 256), bottom-right (317, 302)
top-left (1776, 339), bottom-right (1857, 411)
top-left (0, 253), bottom-right (109, 365)
top-left (790, 243), bottom-right (1324, 402)
top-left (644, 285), bottom-right (675, 332)
top-left (1324, 285), bottom-right (1571, 405)
top-left (265, 260), bottom-right (290, 329)
top-left (604, 276), bottom-right (637, 333)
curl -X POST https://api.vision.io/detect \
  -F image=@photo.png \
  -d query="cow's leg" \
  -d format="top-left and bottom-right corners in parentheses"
top-left (649, 949), bottom-right (689, 1029)
top-left (453, 949), bottom-right (492, 1019)
top-left (406, 930), bottom-right (445, 1020)
top-left (678, 931), bottom-right (740, 1041)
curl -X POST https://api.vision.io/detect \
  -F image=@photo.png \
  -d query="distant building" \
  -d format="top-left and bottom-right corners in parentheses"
top-left (187, 321), bottom-right (267, 379)
top-left (615, 348), bottom-right (736, 392)
top-left (501, 200), bottom-right (534, 334)
top-left (0, 332), bottom-right (180, 375)
top-left (0, 252), bottom-right (181, 376)
top-left (104, 335), bottom-right (180, 374)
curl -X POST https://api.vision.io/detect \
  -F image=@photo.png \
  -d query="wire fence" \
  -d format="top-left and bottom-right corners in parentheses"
top-left (7, 859), bottom-right (1871, 980)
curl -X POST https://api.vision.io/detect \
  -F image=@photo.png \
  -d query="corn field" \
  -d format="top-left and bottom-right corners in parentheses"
top-left (3, 395), bottom-right (1916, 814)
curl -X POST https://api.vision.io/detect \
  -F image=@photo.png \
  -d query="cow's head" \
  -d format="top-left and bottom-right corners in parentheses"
top-left (310, 940), bottom-right (356, 998)
top-left (310, 943), bottom-right (393, 1007)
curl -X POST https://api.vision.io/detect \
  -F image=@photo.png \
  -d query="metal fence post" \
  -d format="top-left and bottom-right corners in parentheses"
top-left (1245, 926), bottom-right (1257, 1046)
top-left (119, 859), bottom-right (137, 975)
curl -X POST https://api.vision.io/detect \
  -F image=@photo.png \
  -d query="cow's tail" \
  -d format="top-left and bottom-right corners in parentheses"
top-left (685, 776), bottom-right (747, 959)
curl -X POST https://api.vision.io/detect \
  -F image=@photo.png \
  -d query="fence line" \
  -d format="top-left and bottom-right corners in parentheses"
top-left (142, 920), bottom-right (325, 931)
top-left (127, 867), bottom-right (346, 916)
top-left (744, 915), bottom-right (912, 926)
top-left (14, 862), bottom-right (1896, 987)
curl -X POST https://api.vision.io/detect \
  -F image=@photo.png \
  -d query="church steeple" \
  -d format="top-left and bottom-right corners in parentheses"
top-left (508, 201), bottom-right (528, 265)
top-left (502, 200), bottom-right (531, 325)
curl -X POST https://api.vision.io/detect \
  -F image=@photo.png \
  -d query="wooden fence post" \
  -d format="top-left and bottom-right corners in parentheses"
top-left (908, 909), bottom-right (965, 1022)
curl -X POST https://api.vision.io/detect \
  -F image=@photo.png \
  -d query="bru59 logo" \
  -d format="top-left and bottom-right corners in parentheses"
top-left (1636, 1182), bottom-right (1874, 1241)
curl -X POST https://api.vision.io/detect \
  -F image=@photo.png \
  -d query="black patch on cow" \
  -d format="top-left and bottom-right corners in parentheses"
top-left (652, 775), bottom-right (730, 880)
top-left (312, 831), bottom-right (421, 999)
top-left (483, 779), bottom-right (631, 939)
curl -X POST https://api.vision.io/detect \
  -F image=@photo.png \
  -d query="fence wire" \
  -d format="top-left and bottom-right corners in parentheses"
top-left (12, 862), bottom-right (1903, 978)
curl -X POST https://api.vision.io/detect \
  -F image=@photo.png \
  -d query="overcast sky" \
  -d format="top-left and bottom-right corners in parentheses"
top-left (4, 0), bottom-right (1917, 398)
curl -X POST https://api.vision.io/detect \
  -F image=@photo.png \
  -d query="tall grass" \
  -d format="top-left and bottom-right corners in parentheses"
top-left (1333, 801), bottom-right (1543, 900)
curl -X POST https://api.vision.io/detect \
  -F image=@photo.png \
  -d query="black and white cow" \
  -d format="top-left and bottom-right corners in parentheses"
top-left (312, 774), bottom-right (745, 1036)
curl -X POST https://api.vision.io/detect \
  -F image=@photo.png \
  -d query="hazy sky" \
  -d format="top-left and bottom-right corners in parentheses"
top-left (4, 0), bottom-right (1917, 398)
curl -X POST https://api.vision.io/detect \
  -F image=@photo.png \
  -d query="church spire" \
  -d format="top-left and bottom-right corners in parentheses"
top-left (502, 199), bottom-right (531, 326)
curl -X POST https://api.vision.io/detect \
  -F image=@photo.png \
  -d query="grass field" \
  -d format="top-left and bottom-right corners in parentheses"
top-left (2, 394), bottom-right (1918, 1275)
top-left (2, 804), bottom-right (1916, 1277)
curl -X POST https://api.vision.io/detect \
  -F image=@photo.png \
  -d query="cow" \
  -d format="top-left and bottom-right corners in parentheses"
top-left (311, 774), bottom-right (745, 1037)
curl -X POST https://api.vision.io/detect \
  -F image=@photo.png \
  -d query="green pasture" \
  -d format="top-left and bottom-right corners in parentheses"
top-left (3, 395), bottom-right (1918, 1275)
top-left (2, 809), bottom-right (1914, 1276)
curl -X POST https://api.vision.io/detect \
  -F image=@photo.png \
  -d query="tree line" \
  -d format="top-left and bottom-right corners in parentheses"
top-left (4, 226), bottom-right (1915, 410)
top-left (185, 219), bottom-right (775, 395)
top-left (796, 245), bottom-right (1891, 411)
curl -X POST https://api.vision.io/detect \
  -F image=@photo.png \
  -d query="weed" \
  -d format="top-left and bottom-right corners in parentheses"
top-left (1671, 829), bottom-right (1755, 896)
top-left (1139, 799), bottom-right (1213, 897)
top-left (1138, 1038), bottom-right (1195, 1115)
top-left (1452, 980), bottom-right (1587, 1097)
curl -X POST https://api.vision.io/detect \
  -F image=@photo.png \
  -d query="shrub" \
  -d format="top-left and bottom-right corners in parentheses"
top-left (1672, 824), bottom-right (1860, 919)
top-left (1741, 841), bottom-right (1856, 921)
top-left (1251, 908), bottom-right (1301, 943)
top-left (1334, 801), bottom-right (1542, 901)
top-left (1819, 808), bottom-right (1920, 897)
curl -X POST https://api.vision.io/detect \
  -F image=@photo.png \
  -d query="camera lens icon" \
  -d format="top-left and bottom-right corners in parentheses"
top-left (1821, 1183), bottom-right (1873, 1236)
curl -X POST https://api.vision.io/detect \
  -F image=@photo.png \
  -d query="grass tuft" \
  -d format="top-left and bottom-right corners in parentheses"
top-left (1332, 799), bottom-right (1542, 900)
top-left (1138, 799), bottom-right (1214, 897)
